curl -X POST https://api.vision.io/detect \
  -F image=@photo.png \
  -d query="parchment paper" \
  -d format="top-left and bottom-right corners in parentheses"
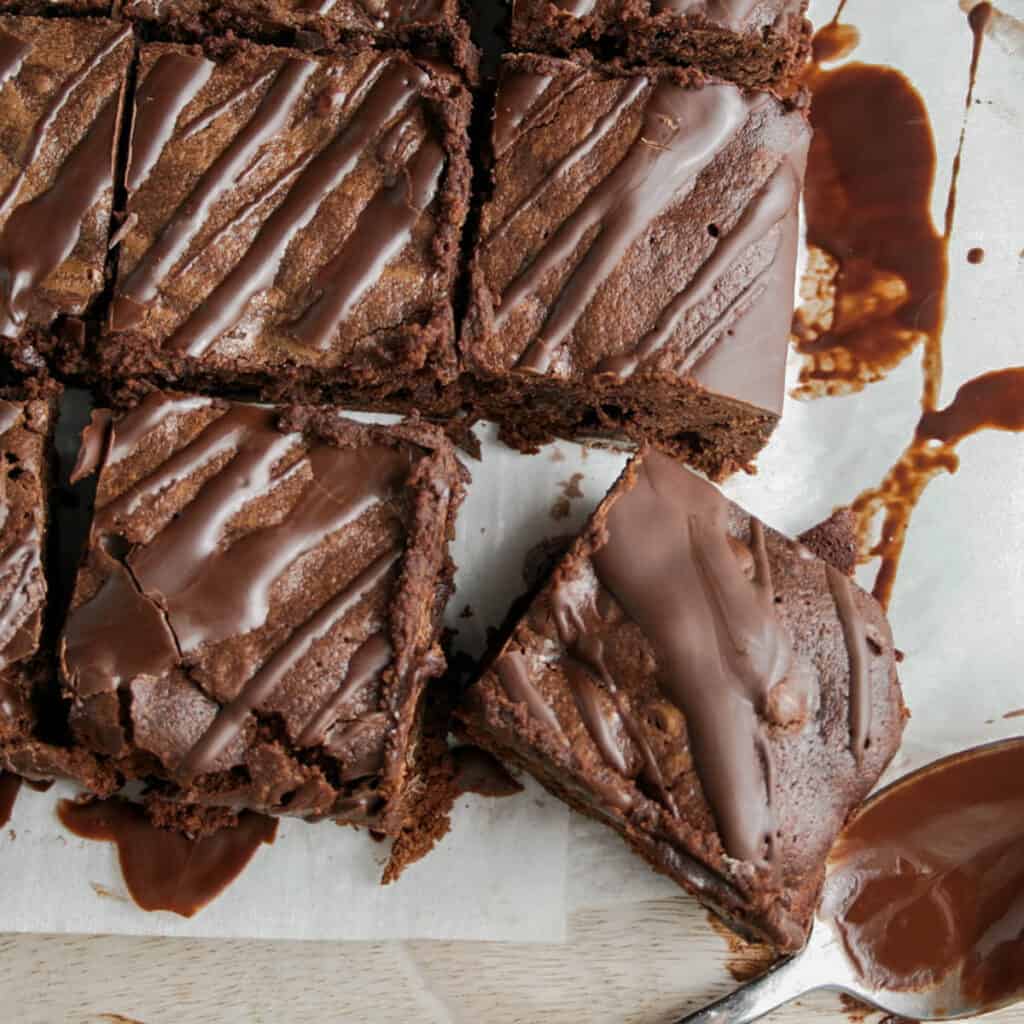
top-left (0, 0), bottom-right (1021, 944)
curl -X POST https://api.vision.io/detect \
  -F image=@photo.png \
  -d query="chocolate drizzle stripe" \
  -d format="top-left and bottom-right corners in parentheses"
top-left (178, 68), bottom-right (278, 142)
top-left (495, 650), bottom-right (567, 741)
top-left (0, 29), bottom-right (29, 88)
top-left (106, 392), bottom-right (214, 467)
top-left (495, 82), bottom-right (751, 374)
top-left (0, 527), bottom-right (41, 669)
top-left (598, 160), bottom-right (799, 377)
top-left (0, 25), bottom-right (130, 222)
top-left (825, 564), bottom-right (871, 765)
top-left (492, 70), bottom-right (589, 164)
top-left (111, 59), bottom-right (316, 330)
top-left (127, 52), bottom-right (215, 193)
top-left (0, 400), bottom-right (22, 436)
top-left (286, 137), bottom-right (446, 351)
top-left (554, 0), bottom-right (597, 15)
top-left (178, 550), bottom-right (400, 780)
top-left (165, 60), bottom-right (429, 357)
top-left (298, 632), bottom-right (393, 747)
top-left (592, 452), bottom-right (788, 864)
top-left (651, 0), bottom-right (762, 26)
top-left (564, 657), bottom-right (629, 775)
top-left (173, 151), bottom-right (317, 281)
top-left (100, 408), bottom-right (410, 654)
top-left (490, 76), bottom-right (648, 246)
top-left (492, 71), bottom-right (554, 158)
top-left (0, 97), bottom-right (121, 339)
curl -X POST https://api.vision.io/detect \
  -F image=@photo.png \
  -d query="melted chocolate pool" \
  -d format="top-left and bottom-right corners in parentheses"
top-left (822, 739), bottom-right (1024, 1008)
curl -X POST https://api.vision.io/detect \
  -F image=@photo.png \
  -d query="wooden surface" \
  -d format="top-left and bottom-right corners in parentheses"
top-left (1, 814), bottom-right (1022, 1024)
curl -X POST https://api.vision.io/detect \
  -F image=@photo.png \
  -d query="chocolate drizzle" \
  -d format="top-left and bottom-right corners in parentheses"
top-left (164, 60), bottom-right (432, 357)
top-left (58, 797), bottom-right (278, 917)
top-left (494, 649), bottom-right (566, 741)
top-left (589, 452), bottom-right (798, 864)
top-left (598, 158), bottom-right (800, 378)
top-left (285, 136), bottom-right (446, 352)
top-left (0, 524), bottom-right (43, 670)
top-left (126, 53), bottom-right (215, 193)
top-left (492, 71), bottom-right (554, 157)
top-left (0, 28), bottom-right (29, 88)
top-left (180, 554), bottom-right (399, 778)
top-left (825, 565), bottom-right (870, 764)
top-left (0, 770), bottom-right (20, 827)
top-left (111, 58), bottom-right (317, 331)
top-left (0, 95), bottom-right (122, 339)
top-left (494, 80), bottom-right (752, 374)
top-left (821, 738), bottom-right (1024, 1008)
top-left (64, 397), bottom-right (415, 786)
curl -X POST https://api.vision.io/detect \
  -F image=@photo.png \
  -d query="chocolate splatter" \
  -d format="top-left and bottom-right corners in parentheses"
top-left (967, 246), bottom-right (985, 264)
top-left (58, 797), bottom-right (277, 917)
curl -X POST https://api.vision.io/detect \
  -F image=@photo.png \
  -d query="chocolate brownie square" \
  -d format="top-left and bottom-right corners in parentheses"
top-left (60, 391), bottom-right (467, 841)
top-left (125, 0), bottom-right (478, 79)
top-left (0, 17), bottom-right (132, 368)
top-left (463, 54), bottom-right (809, 478)
top-left (510, 0), bottom-right (811, 90)
top-left (0, 383), bottom-right (118, 790)
top-left (99, 41), bottom-right (472, 408)
top-left (460, 449), bottom-right (906, 951)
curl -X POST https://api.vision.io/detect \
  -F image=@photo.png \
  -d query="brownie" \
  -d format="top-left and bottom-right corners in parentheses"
top-left (59, 391), bottom-right (468, 846)
top-left (510, 0), bottom-right (811, 90)
top-left (462, 55), bottom-right (809, 478)
top-left (459, 449), bottom-right (906, 951)
top-left (0, 18), bottom-right (131, 370)
top-left (93, 40), bottom-right (472, 410)
top-left (123, 0), bottom-right (479, 82)
top-left (0, 382), bottom-right (118, 790)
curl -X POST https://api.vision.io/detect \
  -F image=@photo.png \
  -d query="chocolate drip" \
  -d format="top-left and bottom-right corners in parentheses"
top-left (178, 69), bottom-right (278, 142)
top-left (490, 76), bottom-right (647, 246)
top-left (166, 60), bottom-right (429, 357)
top-left (179, 551), bottom-right (398, 779)
top-left (495, 81), bottom-right (749, 374)
top-left (825, 565), bottom-right (870, 764)
top-left (590, 452), bottom-right (795, 864)
top-left (0, 28), bottom-right (29, 88)
top-left (111, 59), bottom-right (316, 331)
top-left (286, 136), bottom-right (446, 351)
top-left (821, 739), bottom-right (1024, 1007)
top-left (916, 367), bottom-right (1024, 445)
top-left (549, 580), bottom-right (674, 812)
top-left (492, 71), bottom-right (553, 157)
top-left (58, 797), bottom-right (278, 917)
top-left (495, 650), bottom-right (566, 741)
top-left (0, 525), bottom-right (42, 669)
top-left (451, 746), bottom-right (523, 798)
top-left (0, 771), bottom-right (20, 826)
top-left (563, 658), bottom-right (630, 776)
top-left (598, 160), bottom-right (799, 377)
top-left (0, 97), bottom-right (120, 338)
top-left (297, 630), bottom-right (393, 747)
top-left (0, 400), bottom-right (21, 436)
top-left (106, 392), bottom-right (213, 467)
top-left (127, 53), bottom-right (215, 193)
top-left (70, 410), bottom-right (113, 485)
top-left (63, 551), bottom-right (179, 698)
top-left (106, 411), bottom-right (410, 653)
top-left (0, 26), bottom-right (130, 222)
top-left (554, 0), bottom-right (596, 15)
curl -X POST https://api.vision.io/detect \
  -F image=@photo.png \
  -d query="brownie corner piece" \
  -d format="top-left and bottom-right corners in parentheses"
top-left (463, 55), bottom-right (809, 478)
top-left (58, 392), bottom-right (468, 836)
top-left (96, 40), bottom-right (471, 406)
top-left (459, 448), bottom-right (906, 951)
top-left (509, 0), bottom-right (811, 89)
top-left (0, 16), bottom-right (132, 362)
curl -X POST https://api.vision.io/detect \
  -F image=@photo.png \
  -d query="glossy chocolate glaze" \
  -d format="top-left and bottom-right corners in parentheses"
top-left (822, 739), bottom-right (1024, 1007)
top-left (58, 797), bottom-right (278, 917)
